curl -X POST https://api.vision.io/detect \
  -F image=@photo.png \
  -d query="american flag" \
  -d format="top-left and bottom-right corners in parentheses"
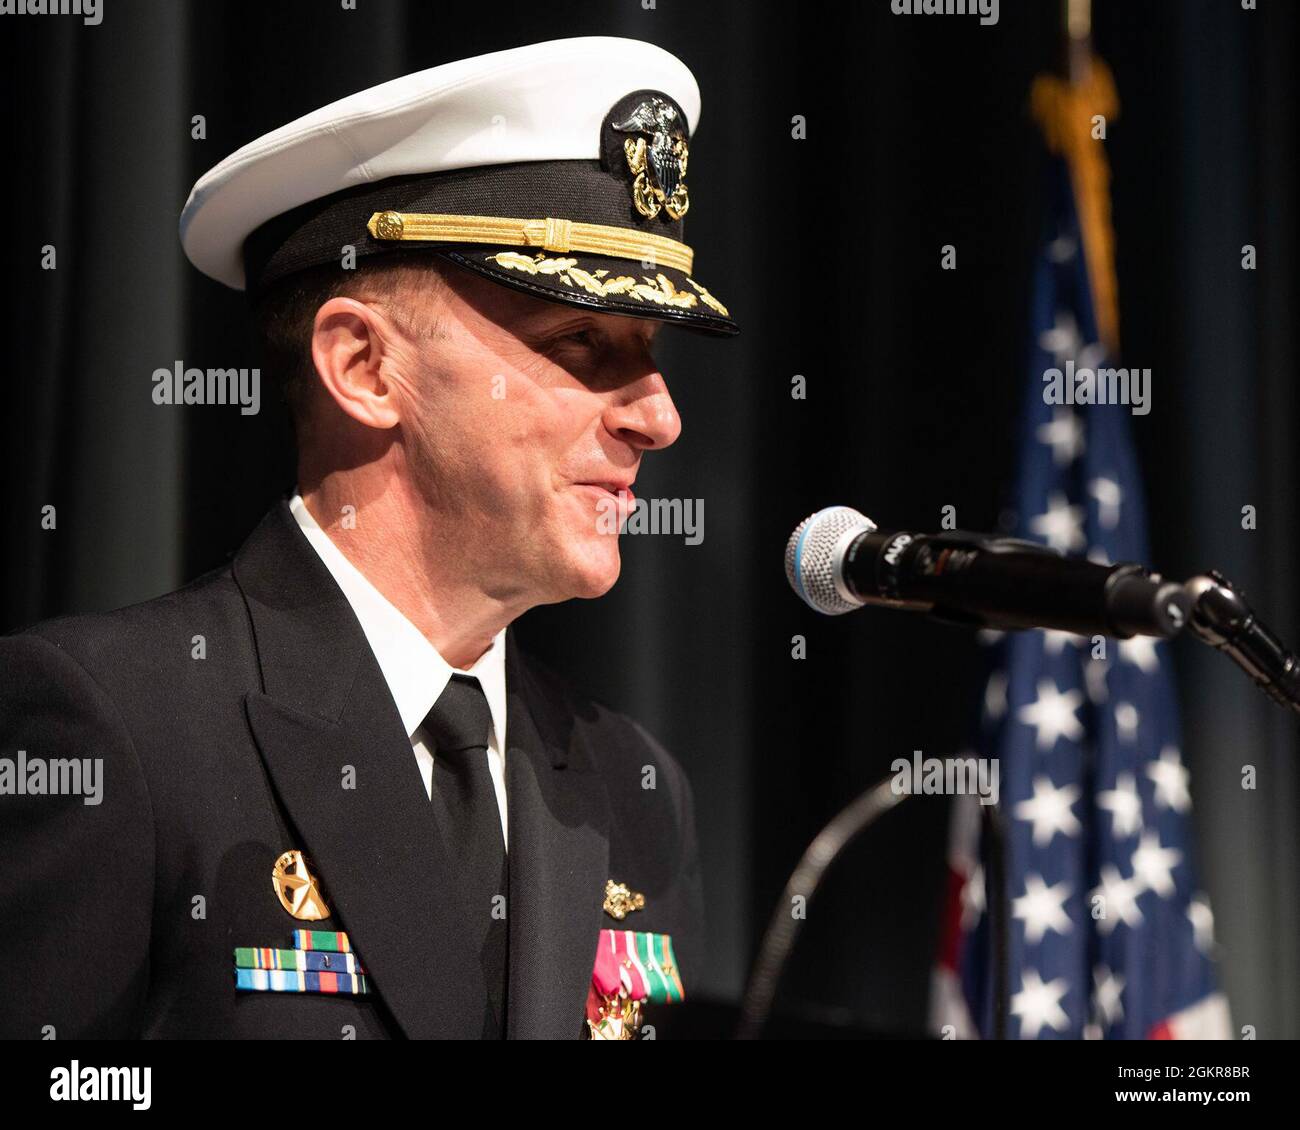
top-left (930, 154), bottom-right (1229, 1040)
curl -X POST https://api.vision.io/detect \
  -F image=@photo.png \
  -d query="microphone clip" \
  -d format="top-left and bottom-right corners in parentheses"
top-left (1184, 571), bottom-right (1300, 716)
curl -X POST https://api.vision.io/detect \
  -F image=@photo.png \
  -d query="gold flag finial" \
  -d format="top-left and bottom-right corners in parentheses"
top-left (1066, 0), bottom-right (1091, 41)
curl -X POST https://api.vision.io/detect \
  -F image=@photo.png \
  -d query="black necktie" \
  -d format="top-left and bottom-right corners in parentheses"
top-left (424, 674), bottom-right (508, 1037)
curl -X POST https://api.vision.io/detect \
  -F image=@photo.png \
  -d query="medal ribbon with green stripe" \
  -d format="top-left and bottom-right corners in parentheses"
top-left (601, 928), bottom-right (684, 1004)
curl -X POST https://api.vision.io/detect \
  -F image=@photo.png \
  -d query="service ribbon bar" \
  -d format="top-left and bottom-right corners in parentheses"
top-left (234, 967), bottom-right (370, 996)
top-left (234, 930), bottom-right (368, 996)
top-left (291, 929), bottom-right (353, 953)
top-left (234, 947), bottom-right (365, 974)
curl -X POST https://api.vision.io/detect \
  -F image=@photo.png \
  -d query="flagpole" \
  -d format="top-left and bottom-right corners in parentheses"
top-left (974, 0), bottom-right (1099, 1045)
top-left (1066, 0), bottom-right (1092, 86)
top-left (984, 802), bottom-right (1009, 1040)
top-left (978, 0), bottom-right (1098, 1047)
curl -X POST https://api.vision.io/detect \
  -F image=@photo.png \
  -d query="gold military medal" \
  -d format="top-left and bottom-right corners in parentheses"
top-left (602, 879), bottom-right (645, 920)
top-left (588, 995), bottom-right (644, 1041)
top-left (587, 880), bottom-right (650, 1039)
top-left (271, 850), bottom-right (331, 921)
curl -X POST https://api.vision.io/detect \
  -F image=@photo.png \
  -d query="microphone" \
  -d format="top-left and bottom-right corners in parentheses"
top-left (785, 506), bottom-right (1191, 639)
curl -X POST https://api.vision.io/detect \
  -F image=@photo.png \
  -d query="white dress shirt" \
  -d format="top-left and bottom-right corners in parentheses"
top-left (289, 493), bottom-right (510, 849)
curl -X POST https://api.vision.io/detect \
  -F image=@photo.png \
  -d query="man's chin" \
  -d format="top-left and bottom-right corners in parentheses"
top-left (563, 540), bottom-right (622, 600)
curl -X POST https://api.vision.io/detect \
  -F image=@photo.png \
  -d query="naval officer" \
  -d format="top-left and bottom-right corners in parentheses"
top-left (0, 35), bottom-right (736, 1040)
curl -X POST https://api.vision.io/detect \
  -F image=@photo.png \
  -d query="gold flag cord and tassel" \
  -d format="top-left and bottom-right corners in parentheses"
top-left (1029, 0), bottom-right (1121, 356)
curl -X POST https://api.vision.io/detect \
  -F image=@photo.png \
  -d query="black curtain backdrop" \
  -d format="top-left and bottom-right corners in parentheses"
top-left (3, 0), bottom-right (1297, 1036)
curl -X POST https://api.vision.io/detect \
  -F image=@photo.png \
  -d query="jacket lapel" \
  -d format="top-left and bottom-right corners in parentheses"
top-left (503, 635), bottom-right (611, 1039)
top-left (234, 502), bottom-right (487, 1039)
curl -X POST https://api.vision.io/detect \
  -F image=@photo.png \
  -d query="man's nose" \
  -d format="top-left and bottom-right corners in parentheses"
top-left (605, 368), bottom-right (682, 451)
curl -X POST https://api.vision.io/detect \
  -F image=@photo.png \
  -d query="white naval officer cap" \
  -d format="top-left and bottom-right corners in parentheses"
top-left (179, 36), bottom-right (736, 335)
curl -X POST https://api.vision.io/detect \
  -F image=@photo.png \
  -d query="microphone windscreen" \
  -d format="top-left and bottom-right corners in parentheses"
top-left (785, 506), bottom-right (875, 615)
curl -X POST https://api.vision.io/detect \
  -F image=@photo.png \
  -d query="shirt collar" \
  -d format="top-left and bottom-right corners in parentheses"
top-left (288, 493), bottom-right (508, 749)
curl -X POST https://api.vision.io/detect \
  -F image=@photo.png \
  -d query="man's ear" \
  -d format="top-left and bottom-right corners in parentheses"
top-left (309, 296), bottom-right (404, 430)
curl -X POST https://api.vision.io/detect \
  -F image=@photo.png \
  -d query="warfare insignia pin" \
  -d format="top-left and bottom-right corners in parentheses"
top-left (603, 91), bottom-right (690, 222)
top-left (603, 879), bottom-right (646, 921)
top-left (271, 849), bottom-right (331, 921)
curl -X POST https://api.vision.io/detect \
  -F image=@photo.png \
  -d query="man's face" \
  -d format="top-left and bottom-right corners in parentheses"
top-left (381, 263), bottom-right (682, 607)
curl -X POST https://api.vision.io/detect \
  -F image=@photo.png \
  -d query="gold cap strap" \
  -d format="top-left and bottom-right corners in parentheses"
top-left (366, 211), bottom-right (694, 274)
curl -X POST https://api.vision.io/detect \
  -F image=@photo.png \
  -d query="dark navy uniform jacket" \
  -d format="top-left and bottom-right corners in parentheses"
top-left (0, 502), bottom-right (703, 1039)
